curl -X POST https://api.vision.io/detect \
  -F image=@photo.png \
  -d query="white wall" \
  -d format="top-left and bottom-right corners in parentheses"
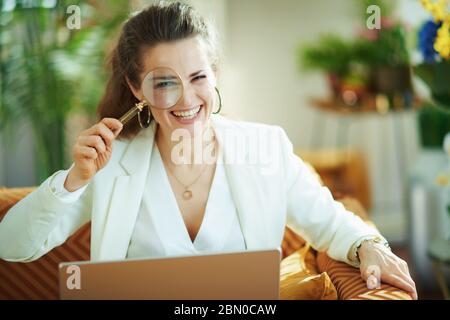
top-left (219, 0), bottom-right (423, 241)
top-left (222, 0), bottom-right (357, 141)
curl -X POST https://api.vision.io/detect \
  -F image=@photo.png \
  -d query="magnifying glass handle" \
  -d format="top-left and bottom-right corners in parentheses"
top-left (119, 106), bottom-right (140, 125)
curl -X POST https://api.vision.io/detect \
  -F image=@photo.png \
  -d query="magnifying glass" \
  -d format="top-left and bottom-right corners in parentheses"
top-left (118, 67), bottom-right (184, 125)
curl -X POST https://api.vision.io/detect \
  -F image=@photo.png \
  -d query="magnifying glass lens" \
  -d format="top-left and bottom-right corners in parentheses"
top-left (142, 67), bottom-right (182, 109)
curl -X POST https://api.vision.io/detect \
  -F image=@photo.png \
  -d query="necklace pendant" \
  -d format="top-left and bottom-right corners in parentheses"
top-left (183, 189), bottom-right (193, 200)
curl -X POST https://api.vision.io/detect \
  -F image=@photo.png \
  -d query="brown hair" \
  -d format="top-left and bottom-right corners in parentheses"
top-left (97, 1), bottom-right (218, 139)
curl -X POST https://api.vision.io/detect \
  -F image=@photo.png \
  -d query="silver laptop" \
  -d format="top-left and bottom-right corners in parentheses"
top-left (59, 248), bottom-right (281, 300)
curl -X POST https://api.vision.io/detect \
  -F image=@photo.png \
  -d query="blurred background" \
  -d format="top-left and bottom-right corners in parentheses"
top-left (1, 0), bottom-right (450, 299)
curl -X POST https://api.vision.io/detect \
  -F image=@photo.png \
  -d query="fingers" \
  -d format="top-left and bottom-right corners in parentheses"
top-left (90, 123), bottom-right (115, 147)
top-left (359, 248), bottom-right (418, 299)
top-left (101, 118), bottom-right (123, 138)
top-left (383, 269), bottom-right (417, 300)
top-left (361, 258), bottom-right (418, 299)
top-left (84, 118), bottom-right (122, 145)
top-left (366, 274), bottom-right (381, 290)
top-left (74, 145), bottom-right (98, 160)
top-left (365, 265), bottom-right (381, 278)
top-left (400, 259), bottom-right (412, 277)
top-left (392, 259), bottom-right (416, 291)
top-left (78, 135), bottom-right (107, 155)
top-left (381, 273), bottom-right (416, 297)
top-left (401, 270), bottom-right (416, 291)
top-left (364, 265), bottom-right (381, 289)
top-left (397, 273), bottom-right (417, 300)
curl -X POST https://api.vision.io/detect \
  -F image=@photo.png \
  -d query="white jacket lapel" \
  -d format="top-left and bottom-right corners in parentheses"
top-left (97, 122), bottom-right (157, 260)
top-left (212, 115), bottom-right (271, 250)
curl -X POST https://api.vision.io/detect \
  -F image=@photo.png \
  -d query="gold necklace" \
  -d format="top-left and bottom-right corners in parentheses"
top-left (166, 164), bottom-right (209, 200)
top-left (159, 131), bottom-right (217, 200)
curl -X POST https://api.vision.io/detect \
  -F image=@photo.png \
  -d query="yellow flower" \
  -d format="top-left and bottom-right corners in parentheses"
top-left (421, 0), bottom-right (449, 22)
top-left (422, 0), bottom-right (450, 60)
top-left (436, 174), bottom-right (450, 186)
top-left (435, 22), bottom-right (450, 59)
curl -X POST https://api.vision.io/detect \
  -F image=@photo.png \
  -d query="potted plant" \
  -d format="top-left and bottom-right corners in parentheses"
top-left (299, 35), bottom-right (355, 98)
top-left (297, 0), bottom-right (412, 110)
top-left (413, 0), bottom-right (450, 151)
top-left (353, 17), bottom-right (412, 99)
top-left (414, 0), bottom-right (450, 112)
top-left (0, 1), bottom-right (128, 183)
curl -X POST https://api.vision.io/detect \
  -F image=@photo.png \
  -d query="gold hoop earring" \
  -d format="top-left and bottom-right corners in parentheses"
top-left (213, 87), bottom-right (222, 114)
top-left (137, 101), bottom-right (152, 128)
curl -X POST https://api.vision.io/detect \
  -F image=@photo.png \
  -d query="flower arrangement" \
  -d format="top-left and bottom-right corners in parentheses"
top-left (415, 0), bottom-right (450, 111)
top-left (420, 2), bottom-right (450, 231)
top-left (418, 20), bottom-right (443, 63)
top-left (421, 0), bottom-right (450, 59)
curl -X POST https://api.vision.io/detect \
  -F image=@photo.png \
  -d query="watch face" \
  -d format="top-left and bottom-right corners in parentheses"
top-left (373, 237), bottom-right (391, 250)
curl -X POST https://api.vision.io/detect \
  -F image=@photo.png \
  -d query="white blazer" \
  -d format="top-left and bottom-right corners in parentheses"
top-left (0, 114), bottom-right (381, 264)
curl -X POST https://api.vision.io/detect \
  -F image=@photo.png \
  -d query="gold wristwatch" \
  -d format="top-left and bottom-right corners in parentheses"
top-left (352, 236), bottom-right (391, 266)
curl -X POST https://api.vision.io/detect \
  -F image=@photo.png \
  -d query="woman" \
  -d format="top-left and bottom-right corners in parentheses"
top-left (0, 2), bottom-right (417, 299)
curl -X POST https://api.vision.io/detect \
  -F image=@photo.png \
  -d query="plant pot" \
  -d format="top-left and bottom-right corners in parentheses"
top-left (417, 104), bottom-right (450, 149)
top-left (371, 65), bottom-right (413, 95)
top-left (414, 61), bottom-right (450, 112)
top-left (339, 82), bottom-right (368, 107)
top-left (326, 73), bottom-right (343, 99)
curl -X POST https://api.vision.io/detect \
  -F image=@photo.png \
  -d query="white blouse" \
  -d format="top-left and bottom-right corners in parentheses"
top-left (1, 116), bottom-right (386, 265)
top-left (125, 142), bottom-right (247, 259)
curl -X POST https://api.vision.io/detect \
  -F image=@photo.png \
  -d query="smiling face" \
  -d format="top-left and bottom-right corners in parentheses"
top-left (128, 36), bottom-right (217, 137)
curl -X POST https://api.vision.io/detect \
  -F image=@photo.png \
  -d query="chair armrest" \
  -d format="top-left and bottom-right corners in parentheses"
top-left (0, 187), bottom-right (36, 219)
top-left (0, 187), bottom-right (90, 299)
top-left (316, 252), bottom-right (412, 300)
top-left (317, 196), bottom-right (411, 299)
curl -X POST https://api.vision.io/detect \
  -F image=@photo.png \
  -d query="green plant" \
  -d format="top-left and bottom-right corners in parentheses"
top-left (298, 35), bottom-right (354, 78)
top-left (0, 2), bottom-right (74, 182)
top-left (415, 61), bottom-right (450, 110)
top-left (417, 104), bottom-right (450, 148)
top-left (413, 4), bottom-right (450, 112)
top-left (297, 0), bottom-right (410, 94)
top-left (353, 23), bottom-right (411, 68)
top-left (0, 0), bottom-right (128, 183)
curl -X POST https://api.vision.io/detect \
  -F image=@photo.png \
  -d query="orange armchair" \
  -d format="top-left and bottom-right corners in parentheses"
top-left (0, 186), bottom-right (411, 300)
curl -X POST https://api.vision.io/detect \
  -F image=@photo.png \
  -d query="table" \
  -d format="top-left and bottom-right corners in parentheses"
top-left (309, 98), bottom-right (419, 242)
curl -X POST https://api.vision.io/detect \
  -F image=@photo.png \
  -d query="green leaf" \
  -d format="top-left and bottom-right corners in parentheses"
top-left (298, 35), bottom-right (354, 77)
top-left (414, 62), bottom-right (450, 111)
top-left (1, 1), bottom-right (130, 181)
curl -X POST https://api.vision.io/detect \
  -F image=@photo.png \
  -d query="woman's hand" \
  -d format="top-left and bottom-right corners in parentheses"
top-left (358, 241), bottom-right (418, 300)
top-left (65, 118), bottom-right (123, 192)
